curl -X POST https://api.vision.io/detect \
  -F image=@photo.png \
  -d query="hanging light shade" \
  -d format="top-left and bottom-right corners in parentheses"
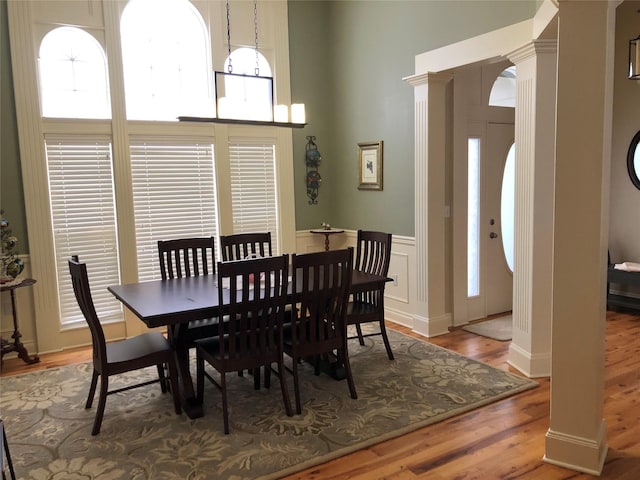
top-left (629, 35), bottom-right (640, 80)
top-left (179, 0), bottom-right (305, 128)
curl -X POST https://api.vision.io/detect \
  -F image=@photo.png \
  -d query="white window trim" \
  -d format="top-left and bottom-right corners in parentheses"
top-left (7, 0), bottom-right (296, 352)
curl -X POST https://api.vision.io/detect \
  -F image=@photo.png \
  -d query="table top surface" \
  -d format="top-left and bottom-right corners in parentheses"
top-left (310, 229), bottom-right (344, 234)
top-left (109, 270), bottom-right (389, 328)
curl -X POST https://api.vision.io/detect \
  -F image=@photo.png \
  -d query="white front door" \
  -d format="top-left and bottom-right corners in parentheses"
top-left (484, 122), bottom-right (514, 316)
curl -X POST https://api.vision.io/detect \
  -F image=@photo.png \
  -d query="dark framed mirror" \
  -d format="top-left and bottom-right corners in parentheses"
top-left (628, 130), bottom-right (640, 190)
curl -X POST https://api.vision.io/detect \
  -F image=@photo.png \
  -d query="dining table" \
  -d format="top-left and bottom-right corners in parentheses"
top-left (108, 269), bottom-right (390, 419)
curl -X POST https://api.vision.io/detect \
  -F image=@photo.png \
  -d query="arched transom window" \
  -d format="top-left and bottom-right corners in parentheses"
top-left (38, 27), bottom-right (111, 119)
top-left (120, 0), bottom-right (212, 120)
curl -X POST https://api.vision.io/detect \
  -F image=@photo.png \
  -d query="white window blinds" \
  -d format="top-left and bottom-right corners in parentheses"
top-left (130, 138), bottom-right (219, 281)
top-left (45, 135), bottom-right (122, 327)
top-left (229, 139), bottom-right (279, 253)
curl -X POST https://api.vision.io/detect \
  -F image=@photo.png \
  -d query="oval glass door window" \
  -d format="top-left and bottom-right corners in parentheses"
top-left (500, 143), bottom-right (515, 272)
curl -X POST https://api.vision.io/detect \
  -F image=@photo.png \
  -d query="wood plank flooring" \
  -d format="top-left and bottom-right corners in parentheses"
top-left (2, 310), bottom-right (639, 479)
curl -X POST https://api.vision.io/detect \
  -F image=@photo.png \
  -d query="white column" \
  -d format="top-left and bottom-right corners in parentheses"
top-left (405, 72), bottom-right (452, 337)
top-left (506, 40), bottom-right (557, 378)
top-left (544, 0), bottom-right (614, 474)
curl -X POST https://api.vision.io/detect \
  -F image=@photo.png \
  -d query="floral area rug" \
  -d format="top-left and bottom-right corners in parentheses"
top-left (0, 328), bottom-right (537, 479)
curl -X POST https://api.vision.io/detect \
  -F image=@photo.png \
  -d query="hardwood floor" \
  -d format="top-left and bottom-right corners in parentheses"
top-left (2, 310), bottom-right (639, 479)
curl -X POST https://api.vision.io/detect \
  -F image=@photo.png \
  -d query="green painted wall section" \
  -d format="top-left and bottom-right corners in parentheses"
top-left (289, 0), bottom-right (537, 236)
top-left (0, 0), bottom-right (28, 253)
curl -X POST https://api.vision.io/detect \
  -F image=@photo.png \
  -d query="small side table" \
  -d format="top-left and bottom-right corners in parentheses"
top-left (310, 228), bottom-right (345, 252)
top-left (1, 278), bottom-right (40, 369)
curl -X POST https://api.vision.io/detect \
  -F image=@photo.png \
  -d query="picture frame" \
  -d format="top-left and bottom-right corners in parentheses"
top-left (358, 140), bottom-right (383, 190)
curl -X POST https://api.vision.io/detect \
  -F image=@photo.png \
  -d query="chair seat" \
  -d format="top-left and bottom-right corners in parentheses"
top-left (106, 332), bottom-right (172, 367)
top-left (175, 317), bottom-right (220, 347)
top-left (196, 330), bottom-right (278, 361)
top-left (346, 300), bottom-right (379, 319)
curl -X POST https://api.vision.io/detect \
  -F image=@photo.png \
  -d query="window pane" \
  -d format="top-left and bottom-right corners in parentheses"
top-left (229, 139), bottom-right (279, 254)
top-left (39, 27), bottom-right (111, 119)
top-left (489, 66), bottom-right (516, 108)
top-left (130, 138), bottom-right (219, 281)
top-left (121, 0), bottom-right (212, 120)
top-left (45, 136), bottom-right (122, 327)
top-left (468, 138), bottom-right (480, 297)
top-left (501, 144), bottom-right (516, 272)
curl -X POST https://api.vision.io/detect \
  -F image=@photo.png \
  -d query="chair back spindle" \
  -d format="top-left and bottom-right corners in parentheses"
top-left (220, 232), bottom-right (272, 261)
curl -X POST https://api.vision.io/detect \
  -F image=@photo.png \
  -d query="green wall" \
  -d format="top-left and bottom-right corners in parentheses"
top-left (289, 0), bottom-right (538, 236)
top-left (0, 0), bottom-right (28, 253)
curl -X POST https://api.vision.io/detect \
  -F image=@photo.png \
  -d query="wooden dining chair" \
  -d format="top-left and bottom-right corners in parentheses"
top-left (284, 248), bottom-right (357, 414)
top-left (68, 256), bottom-right (181, 435)
top-left (220, 232), bottom-right (274, 386)
top-left (158, 237), bottom-right (216, 280)
top-left (157, 237), bottom-right (219, 363)
top-left (346, 230), bottom-right (394, 360)
top-left (194, 255), bottom-right (293, 433)
top-left (220, 232), bottom-right (272, 261)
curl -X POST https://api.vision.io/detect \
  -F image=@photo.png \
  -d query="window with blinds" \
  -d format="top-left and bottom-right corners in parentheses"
top-left (130, 138), bottom-right (219, 281)
top-left (45, 135), bottom-right (122, 327)
top-left (229, 140), bottom-right (279, 254)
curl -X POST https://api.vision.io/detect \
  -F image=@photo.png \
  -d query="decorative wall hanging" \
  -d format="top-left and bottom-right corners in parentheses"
top-left (305, 136), bottom-right (322, 204)
top-left (358, 140), bottom-right (383, 191)
top-left (1, 209), bottom-right (24, 282)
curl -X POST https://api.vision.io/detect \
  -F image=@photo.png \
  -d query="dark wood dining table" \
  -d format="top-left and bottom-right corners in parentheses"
top-left (108, 269), bottom-right (390, 419)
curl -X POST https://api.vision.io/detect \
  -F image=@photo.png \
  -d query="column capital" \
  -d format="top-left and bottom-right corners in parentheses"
top-left (507, 39), bottom-right (557, 64)
top-left (403, 71), bottom-right (453, 88)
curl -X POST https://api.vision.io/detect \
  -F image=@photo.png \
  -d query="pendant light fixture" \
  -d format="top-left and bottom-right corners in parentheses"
top-left (180, 0), bottom-right (306, 128)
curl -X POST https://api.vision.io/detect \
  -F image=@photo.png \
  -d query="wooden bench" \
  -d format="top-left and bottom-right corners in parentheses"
top-left (607, 263), bottom-right (640, 313)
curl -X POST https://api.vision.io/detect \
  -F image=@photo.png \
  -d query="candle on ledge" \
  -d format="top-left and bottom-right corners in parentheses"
top-left (291, 103), bottom-right (306, 124)
top-left (274, 104), bottom-right (288, 123)
top-left (217, 97), bottom-right (230, 119)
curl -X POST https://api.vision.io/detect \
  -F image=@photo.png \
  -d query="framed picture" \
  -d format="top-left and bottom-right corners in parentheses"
top-left (358, 141), bottom-right (383, 190)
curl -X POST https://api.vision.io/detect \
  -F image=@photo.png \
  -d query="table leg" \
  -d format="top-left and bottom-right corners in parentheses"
top-left (324, 234), bottom-right (330, 251)
top-left (168, 325), bottom-right (203, 419)
top-left (1, 289), bottom-right (39, 367)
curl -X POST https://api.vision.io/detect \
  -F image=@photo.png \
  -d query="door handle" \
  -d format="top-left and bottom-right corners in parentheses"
top-left (489, 232), bottom-right (498, 239)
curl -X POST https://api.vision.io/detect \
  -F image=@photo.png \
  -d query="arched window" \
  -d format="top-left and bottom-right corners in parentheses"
top-left (489, 66), bottom-right (516, 108)
top-left (120, 0), bottom-right (211, 120)
top-left (38, 27), bottom-right (110, 119)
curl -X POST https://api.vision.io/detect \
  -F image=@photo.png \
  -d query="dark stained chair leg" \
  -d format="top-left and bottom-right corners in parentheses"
top-left (86, 370), bottom-right (99, 409)
top-left (379, 319), bottom-right (394, 360)
top-left (157, 363), bottom-right (168, 393)
top-left (220, 372), bottom-right (229, 435)
top-left (92, 375), bottom-right (109, 435)
top-left (1, 419), bottom-right (16, 480)
top-left (355, 324), bottom-right (365, 346)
